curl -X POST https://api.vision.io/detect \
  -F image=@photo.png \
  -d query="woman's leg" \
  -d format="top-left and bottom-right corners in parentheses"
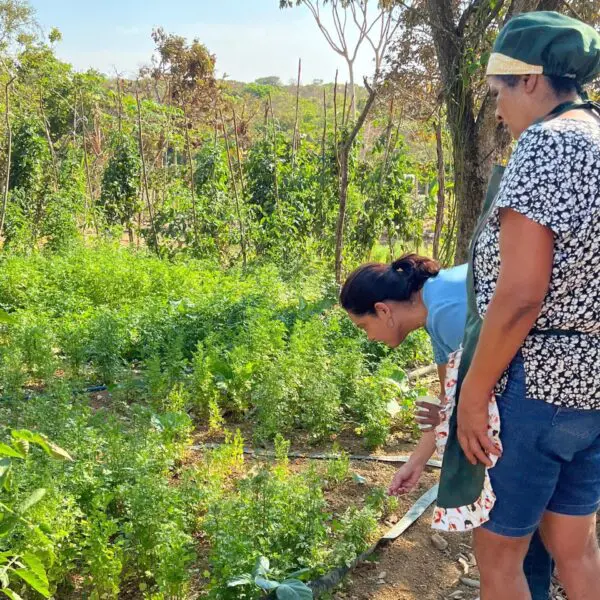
top-left (523, 530), bottom-right (554, 600)
top-left (540, 512), bottom-right (600, 600)
top-left (474, 527), bottom-right (532, 600)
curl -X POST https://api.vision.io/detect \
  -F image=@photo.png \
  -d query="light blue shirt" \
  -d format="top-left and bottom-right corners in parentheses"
top-left (422, 264), bottom-right (468, 365)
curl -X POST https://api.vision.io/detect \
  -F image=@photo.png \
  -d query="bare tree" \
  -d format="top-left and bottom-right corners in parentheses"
top-left (281, 0), bottom-right (401, 117)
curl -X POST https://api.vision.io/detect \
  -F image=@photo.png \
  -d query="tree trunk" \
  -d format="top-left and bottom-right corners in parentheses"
top-left (433, 117), bottom-right (446, 261)
top-left (423, 0), bottom-right (564, 263)
top-left (347, 58), bottom-right (356, 121)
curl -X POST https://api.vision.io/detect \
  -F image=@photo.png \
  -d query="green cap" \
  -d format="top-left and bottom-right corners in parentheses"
top-left (486, 11), bottom-right (600, 84)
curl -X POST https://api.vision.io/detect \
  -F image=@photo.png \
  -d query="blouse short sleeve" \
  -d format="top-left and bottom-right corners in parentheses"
top-left (494, 124), bottom-right (578, 235)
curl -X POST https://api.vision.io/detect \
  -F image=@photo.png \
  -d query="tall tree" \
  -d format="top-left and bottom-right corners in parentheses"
top-left (389, 0), bottom-right (600, 262)
top-left (0, 0), bottom-right (36, 52)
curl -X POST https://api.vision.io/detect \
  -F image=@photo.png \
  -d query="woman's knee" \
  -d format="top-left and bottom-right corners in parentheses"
top-left (475, 528), bottom-right (531, 572)
top-left (541, 512), bottom-right (599, 567)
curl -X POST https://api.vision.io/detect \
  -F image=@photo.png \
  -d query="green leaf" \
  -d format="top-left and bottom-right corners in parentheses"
top-left (46, 441), bottom-right (73, 461)
top-left (0, 445), bottom-right (24, 460)
top-left (255, 576), bottom-right (279, 591)
top-left (18, 489), bottom-right (46, 514)
top-left (11, 441), bottom-right (28, 458)
top-left (253, 556), bottom-right (270, 577)
top-left (13, 568), bottom-right (50, 598)
top-left (0, 459), bottom-right (11, 479)
top-left (2, 589), bottom-right (24, 600)
top-left (1, 468), bottom-right (12, 493)
top-left (0, 566), bottom-right (9, 588)
top-left (21, 554), bottom-right (48, 591)
top-left (286, 568), bottom-right (310, 580)
top-left (10, 432), bottom-right (65, 459)
top-left (227, 575), bottom-right (253, 587)
top-left (0, 310), bottom-right (16, 325)
top-left (0, 518), bottom-right (17, 538)
top-left (277, 580), bottom-right (313, 600)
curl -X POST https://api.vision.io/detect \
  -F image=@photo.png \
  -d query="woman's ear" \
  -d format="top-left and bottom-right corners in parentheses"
top-left (523, 74), bottom-right (540, 94)
top-left (373, 302), bottom-right (391, 318)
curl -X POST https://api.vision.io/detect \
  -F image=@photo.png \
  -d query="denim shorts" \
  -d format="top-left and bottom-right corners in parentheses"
top-left (483, 352), bottom-right (600, 538)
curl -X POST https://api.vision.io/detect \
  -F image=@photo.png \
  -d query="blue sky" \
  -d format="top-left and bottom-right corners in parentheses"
top-left (30, 0), bottom-right (375, 83)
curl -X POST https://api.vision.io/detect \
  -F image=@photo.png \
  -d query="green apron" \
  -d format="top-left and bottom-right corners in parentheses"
top-left (437, 100), bottom-right (600, 509)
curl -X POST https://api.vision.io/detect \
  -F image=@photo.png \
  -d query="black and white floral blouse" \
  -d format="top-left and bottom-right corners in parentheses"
top-left (473, 117), bottom-right (600, 409)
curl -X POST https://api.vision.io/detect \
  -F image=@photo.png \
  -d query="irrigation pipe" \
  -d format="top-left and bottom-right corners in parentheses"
top-left (197, 443), bottom-right (442, 468)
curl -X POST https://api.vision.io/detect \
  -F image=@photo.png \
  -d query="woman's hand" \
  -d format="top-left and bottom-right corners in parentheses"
top-left (415, 399), bottom-right (442, 430)
top-left (457, 377), bottom-right (501, 467)
top-left (388, 462), bottom-right (424, 496)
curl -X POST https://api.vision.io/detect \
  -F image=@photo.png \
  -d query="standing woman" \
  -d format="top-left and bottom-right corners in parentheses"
top-left (437, 12), bottom-right (600, 600)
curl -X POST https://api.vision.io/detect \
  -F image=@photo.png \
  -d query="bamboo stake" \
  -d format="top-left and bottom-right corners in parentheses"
top-left (79, 92), bottom-right (98, 234)
top-left (117, 77), bottom-right (123, 134)
top-left (0, 76), bottom-right (16, 241)
top-left (135, 86), bottom-right (160, 254)
top-left (219, 108), bottom-right (247, 267)
top-left (39, 91), bottom-right (59, 191)
top-left (291, 58), bottom-right (302, 169)
top-left (182, 105), bottom-right (199, 247)
top-left (320, 88), bottom-right (327, 193)
top-left (333, 70), bottom-right (339, 167)
top-left (267, 92), bottom-right (280, 209)
top-left (231, 107), bottom-right (246, 197)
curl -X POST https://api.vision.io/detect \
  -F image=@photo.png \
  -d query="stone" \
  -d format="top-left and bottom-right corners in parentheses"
top-left (431, 533), bottom-right (449, 551)
top-left (459, 577), bottom-right (481, 589)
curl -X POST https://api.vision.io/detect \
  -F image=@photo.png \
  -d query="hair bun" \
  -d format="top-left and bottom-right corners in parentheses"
top-left (391, 254), bottom-right (440, 290)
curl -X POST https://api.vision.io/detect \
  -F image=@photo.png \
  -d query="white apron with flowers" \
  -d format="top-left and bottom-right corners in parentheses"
top-left (431, 348), bottom-right (502, 532)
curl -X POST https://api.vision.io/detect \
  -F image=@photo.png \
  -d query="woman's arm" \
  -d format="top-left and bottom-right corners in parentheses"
top-left (457, 208), bottom-right (554, 466)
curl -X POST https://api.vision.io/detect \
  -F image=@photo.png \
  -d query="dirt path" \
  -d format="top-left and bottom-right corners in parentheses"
top-left (331, 464), bottom-right (480, 600)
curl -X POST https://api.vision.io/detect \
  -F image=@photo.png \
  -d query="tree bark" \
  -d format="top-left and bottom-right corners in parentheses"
top-left (433, 117), bottom-right (446, 261)
top-left (425, 0), bottom-right (515, 263)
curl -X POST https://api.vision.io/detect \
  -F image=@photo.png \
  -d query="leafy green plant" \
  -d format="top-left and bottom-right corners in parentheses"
top-left (228, 556), bottom-right (312, 599)
top-left (0, 429), bottom-right (72, 600)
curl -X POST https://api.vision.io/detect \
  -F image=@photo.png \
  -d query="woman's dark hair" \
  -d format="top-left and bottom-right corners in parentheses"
top-left (495, 74), bottom-right (581, 96)
top-left (340, 254), bottom-right (440, 316)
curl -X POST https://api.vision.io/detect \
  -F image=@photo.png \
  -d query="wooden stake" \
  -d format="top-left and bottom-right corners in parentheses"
top-left (135, 86), bottom-right (160, 253)
top-left (183, 105), bottom-right (199, 247)
top-left (0, 76), bottom-right (16, 241)
top-left (231, 107), bottom-right (246, 197)
top-left (291, 58), bottom-right (302, 169)
top-left (267, 92), bottom-right (280, 209)
top-left (219, 108), bottom-right (247, 267)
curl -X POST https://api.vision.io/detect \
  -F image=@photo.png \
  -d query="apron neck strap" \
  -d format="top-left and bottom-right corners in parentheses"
top-left (537, 99), bottom-right (600, 124)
